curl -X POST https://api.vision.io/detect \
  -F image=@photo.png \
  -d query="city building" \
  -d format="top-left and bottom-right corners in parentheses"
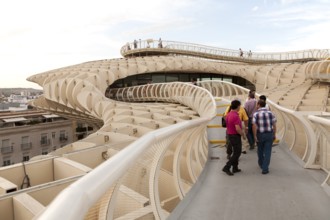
top-left (0, 110), bottom-right (75, 167)
top-left (0, 88), bottom-right (43, 112)
top-left (0, 39), bottom-right (329, 219)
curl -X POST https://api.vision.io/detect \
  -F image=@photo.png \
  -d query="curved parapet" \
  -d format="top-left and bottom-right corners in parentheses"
top-left (305, 60), bottom-right (330, 82)
top-left (107, 82), bottom-right (216, 117)
top-left (37, 118), bottom-right (211, 220)
top-left (121, 39), bottom-right (330, 64)
top-left (308, 115), bottom-right (330, 195)
top-left (33, 82), bottom-right (216, 220)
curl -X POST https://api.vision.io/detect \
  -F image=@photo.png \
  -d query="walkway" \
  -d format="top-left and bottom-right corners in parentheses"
top-left (121, 40), bottom-right (329, 64)
top-left (169, 143), bottom-right (330, 220)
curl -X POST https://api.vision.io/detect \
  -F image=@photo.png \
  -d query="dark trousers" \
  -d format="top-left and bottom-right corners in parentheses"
top-left (226, 134), bottom-right (232, 156)
top-left (247, 118), bottom-right (255, 148)
top-left (225, 134), bottom-right (242, 168)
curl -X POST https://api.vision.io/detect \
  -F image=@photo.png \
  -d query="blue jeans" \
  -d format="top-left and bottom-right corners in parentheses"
top-left (257, 132), bottom-right (273, 172)
top-left (247, 118), bottom-right (255, 148)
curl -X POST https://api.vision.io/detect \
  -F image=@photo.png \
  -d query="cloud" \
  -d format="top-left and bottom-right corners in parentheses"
top-left (121, 18), bottom-right (196, 37)
top-left (256, 19), bottom-right (330, 51)
top-left (0, 0), bottom-right (201, 88)
top-left (0, 0), bottom-right (329, 88)
top-left (251, 1), bottom-right (330, 51)
top-left (254, 4), bottom-right (330, 24)
top-left (279, 0), bottom-right (303, 4)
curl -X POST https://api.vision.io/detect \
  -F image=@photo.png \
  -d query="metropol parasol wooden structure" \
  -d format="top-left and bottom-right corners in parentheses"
top-left (0, 39), bottom-right (329, 219)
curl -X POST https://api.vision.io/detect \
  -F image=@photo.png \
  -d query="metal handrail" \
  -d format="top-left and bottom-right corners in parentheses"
top-left (121, 39), bottom-right (330, 62)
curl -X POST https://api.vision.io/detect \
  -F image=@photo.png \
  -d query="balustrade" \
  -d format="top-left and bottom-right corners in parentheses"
top-left (121, 39), bottom-right (330, 63)
top-left (1, 146), bottom-right (13, 154)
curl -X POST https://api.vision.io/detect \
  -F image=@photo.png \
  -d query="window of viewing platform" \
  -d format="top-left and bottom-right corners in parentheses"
top-left (108, 72), bottom-right (255, 91)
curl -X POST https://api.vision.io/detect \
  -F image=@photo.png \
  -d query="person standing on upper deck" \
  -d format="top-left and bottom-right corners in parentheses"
top-left (248, 50), bottom-right (252, 58)
top-left (133, 39), bottom-right (138, 49)
top-left (239, 48), bottom-right (243, 57)
top-left (158, 38), bottom-right (163, 48)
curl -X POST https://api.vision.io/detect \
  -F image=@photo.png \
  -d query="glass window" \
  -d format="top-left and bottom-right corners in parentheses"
top-left (23, 155), bottom-right (29, 162)
top-left (60, 130), bottom-right (68, 142)
top-left (166, 74), bottom-right (179, 82)
top-left (201, 77), bottom-right (211, 81)
top-left (223, 77), bottom-right (232, 82)
top-left (21, 136), bottom-right (31, 151)
top-left (211, 75), bottom-right (223, 80)
top-left (137, 74), bottom-right (151, 79)
top-left (2, 139), bottom-right (10, 147)
top-left (41, 151), bottom-right (48, 155)
top-left (152, 74), bottom-right (165, 83)
top-left (190, 74), bottom-right (200, 82)
top-left (179, 74), bottom-right (190, 82)
top-left (22, 136), bottom-right (29, 144)
top-left (60, 130), bottom-right (66, 138)
top-left (41, 133), bottom-right (48, 145)
top-left (3, 158), bottom-right (11, 166)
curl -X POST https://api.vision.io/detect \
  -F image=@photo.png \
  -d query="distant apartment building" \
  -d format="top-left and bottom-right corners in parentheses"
top-left (0, 103), bottom-right (21, 111)
top-left (0, 110), bottom-right (76, 167)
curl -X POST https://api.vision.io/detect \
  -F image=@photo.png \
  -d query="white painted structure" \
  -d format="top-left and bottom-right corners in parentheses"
top-left (0, 40), bottom-right (329, 219)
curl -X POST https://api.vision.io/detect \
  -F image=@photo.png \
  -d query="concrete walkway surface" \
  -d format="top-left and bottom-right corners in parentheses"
top-left (169, 144), bottom-right (330, 220)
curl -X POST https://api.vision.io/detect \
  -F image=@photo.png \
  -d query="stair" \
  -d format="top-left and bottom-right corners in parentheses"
top-left (207, 97), bottom-right (229, 148)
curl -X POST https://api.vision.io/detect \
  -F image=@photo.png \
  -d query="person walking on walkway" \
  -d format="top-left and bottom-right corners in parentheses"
top-left (224, 99), bottom-right (248, 157)
top-left (259, 95), bottom-right (271, 110)
top-left (222, 100), bottom-right (246, 176)
top-left (244, 90), bottom-right (257, 150)
top-left (252, 99), bottom-right (277, 174)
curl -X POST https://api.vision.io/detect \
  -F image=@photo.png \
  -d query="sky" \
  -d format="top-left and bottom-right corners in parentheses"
top-left (1, 0), bottom-right (330, 89)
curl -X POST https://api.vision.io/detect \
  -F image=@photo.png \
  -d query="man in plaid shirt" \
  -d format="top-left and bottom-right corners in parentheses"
top-left (252, 99), bottom-right (277, 174)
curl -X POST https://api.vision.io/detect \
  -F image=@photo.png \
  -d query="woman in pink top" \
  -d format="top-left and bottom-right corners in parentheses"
top-left (222, 100), bottom-right (247, 176)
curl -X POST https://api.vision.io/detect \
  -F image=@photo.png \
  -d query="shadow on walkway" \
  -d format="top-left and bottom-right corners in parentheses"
top-left (169, 144), bottom-right (330, 220)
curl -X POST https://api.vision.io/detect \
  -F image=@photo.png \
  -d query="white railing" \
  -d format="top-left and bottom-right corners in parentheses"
top-left (36, 118), bottom-right (210, 220)
top-left (308, 115), bottom-right (330, 195)
top-left (36, 83), bottom-right (216, 219)
top-left (121, 39), bottom-right (330, 62)
top-left (305, 60), bottom-right (330, 82)
top-left (108, 82), bottom-right (217, 117)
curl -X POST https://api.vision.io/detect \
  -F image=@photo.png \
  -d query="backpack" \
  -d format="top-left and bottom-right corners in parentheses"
top-left (222, 117), bottom-right (227, 128)
top-left (222, 106), bottom-right (231, 128)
